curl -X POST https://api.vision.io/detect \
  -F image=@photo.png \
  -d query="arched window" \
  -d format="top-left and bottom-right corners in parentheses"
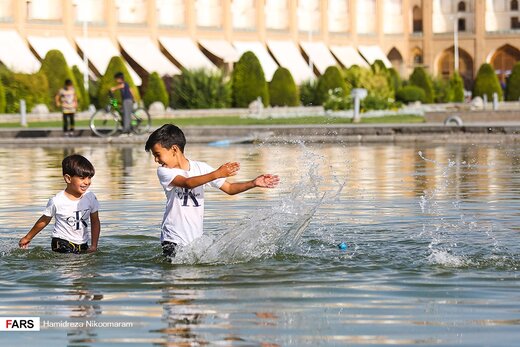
top-left (412, 6), bottom-right (422, 32)
top-left (413, 54), bottom-right (423, 65)
top-left (458, 18), bottom-right (466, 31)
top-left (512, 0), bottom-right (519, 11)
top-left (457, 1), bottom-right (466, 12)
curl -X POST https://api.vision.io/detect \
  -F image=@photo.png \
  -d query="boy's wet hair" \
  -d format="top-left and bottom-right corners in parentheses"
top-left (62, 155), bottom-right (95, 178)
top-left (145, 124), bottom-right (186, 153)
top-left (114, 72), bottom-right (124, 80)
top-left (64, 79), bottom-right (73, 87)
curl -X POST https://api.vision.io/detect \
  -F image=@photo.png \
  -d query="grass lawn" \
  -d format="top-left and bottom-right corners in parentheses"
top-left (0, 114), bottom-right (425, 129)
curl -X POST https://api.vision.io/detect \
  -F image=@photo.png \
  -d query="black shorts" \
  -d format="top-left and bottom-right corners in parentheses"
top-left (51, 237), bottom-right (88, 254)
top-left (161, 241), bottom-right (177, 258)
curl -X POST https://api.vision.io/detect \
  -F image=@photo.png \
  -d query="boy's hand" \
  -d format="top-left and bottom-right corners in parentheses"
top-left (87, 246), bottom-right (97, 253)
top-left (18, 236), bottom-right (31, 249)
top-left (254, 174), bottom-right (280, 188)
top-left (215, 162), bottom-right (240, 178)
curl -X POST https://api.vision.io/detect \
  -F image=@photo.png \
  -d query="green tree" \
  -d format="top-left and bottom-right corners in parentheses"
top-left (450, 72), bottom-right (465, 102)
top-left (299, 79), bottom-right (318, 106)
top-left (344, 65), bottom-right (393, 101)
top-left (98, 56), bottom-right (140, 108)
top-left (432, 77), bottom-right (453, 103)
top-left (143, 72), bottom-right (169, 108)
top-left (268, 67), bottom-right (299, 106)
top-left (409, 67), bottom-right (434, 103)
top-left (39, 50), bottom-right (76, 111)
top-left (0, 69), bottom-right (49, 113)
top-left (72, 65), bottom-right (90, 110)
top-left (0, 78), bottom-right (6, 113)
top-left (388, 67), bottom-right (402, 93)
top-left (506, 62), bottom-right (520, 101)
top-left (231, 51), bottom-right (269, 107)
top-left (171, 68), bottom-right (231, 109)
top-left (316, 66), bottom-right (349, 105)
top-left (473, 63), bottom-right (502, 100)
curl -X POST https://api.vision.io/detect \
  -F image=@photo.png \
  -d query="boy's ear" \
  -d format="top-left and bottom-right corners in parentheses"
top-left (63, 174), bottom-right (72, 183)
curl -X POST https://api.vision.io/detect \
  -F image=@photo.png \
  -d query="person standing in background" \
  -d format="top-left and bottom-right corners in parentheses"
top-left (55, 79), bottom-right (78, 136)
top-left (111, 72), bottom-right (135, 134)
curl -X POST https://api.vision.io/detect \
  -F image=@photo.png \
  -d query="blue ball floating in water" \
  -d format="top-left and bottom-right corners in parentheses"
top-left (338, 242), bottom-right (348, 250)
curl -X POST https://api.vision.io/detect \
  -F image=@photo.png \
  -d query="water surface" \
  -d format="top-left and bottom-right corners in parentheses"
top-left (0, 142), bottom-right (519, 346)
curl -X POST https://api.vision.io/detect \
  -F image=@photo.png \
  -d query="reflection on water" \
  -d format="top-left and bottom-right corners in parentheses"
top-left (0, 142), bottom-right (519, 346)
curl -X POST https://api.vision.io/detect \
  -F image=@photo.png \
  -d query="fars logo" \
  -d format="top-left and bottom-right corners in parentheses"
top-left (0, 317), bottom-right (40, 331)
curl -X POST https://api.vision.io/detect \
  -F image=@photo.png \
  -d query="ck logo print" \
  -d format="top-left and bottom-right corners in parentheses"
top-left (176, 188), bottom-right (200, 207)
top-left (66, 209), bottom-right (90, 230)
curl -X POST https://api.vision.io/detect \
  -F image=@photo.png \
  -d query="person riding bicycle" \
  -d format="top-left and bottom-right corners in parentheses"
top-left (110, 72), bottom-right (135, 134)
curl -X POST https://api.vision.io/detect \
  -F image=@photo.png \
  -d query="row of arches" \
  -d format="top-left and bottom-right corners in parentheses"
top-left (385, 44), bottom-right (520, 88)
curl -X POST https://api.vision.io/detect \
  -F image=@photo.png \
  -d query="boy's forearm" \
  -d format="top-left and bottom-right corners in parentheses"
top-left (24, 217), bottom-right (50, 240)
top-left (175, 171), bottom-right (220, 189)
top-left (224, 180), bottom-right (256, 195)
top-left (90, 223), bottom-right (100, 248)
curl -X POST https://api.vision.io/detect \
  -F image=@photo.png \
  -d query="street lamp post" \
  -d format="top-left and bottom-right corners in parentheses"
top-left (83, 17), bottom-right (89, 91)
top-left (308, 6), bottom-right (313, 75)
top-left (453, 14), bottom-right (459, 73)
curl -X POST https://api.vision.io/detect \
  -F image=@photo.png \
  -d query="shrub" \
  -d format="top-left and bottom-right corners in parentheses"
top-left (473, 63), bottom-right (502, 100)
top-left (39, 50), bottom-right (77, 111)
top-left (432, 77), bottom-right (453, 103)
top-left (450, 72), bottom-right (465, 102)
top-left (323, 88), bottom-right (352, 111)
top-left (299, 79), bottom-right (318, 106)
top-left (268, 67), bottom-right (299, 106)
top-left (98, 56), bottom-right (140, 108)
top-left (344, 65), bottom-right (393, 101)
top-left (171, 68), bottom-right (231, 109)
top-left (506, 62), bottom-right (520, 101)
top-left (409, 67), bottom-right (434, 103)
top-left (231, 51), bottom-right (269, 107)
top-left (371, 60), bottom-right (388, 74)
top-left (72, 65), bottom-right (90, 110)
top-left (362, 94), bottom-right (398, 111)
top-left (316, 66), bottom-right (349, 105)
top-left (0, 78), bottom-right (5, 113)
top-left (1, 71), bottom-right (49, 113)
top-left (396, 85), bottom-right (426, 104)
top-left (143, 72), bottom-right (169, 108)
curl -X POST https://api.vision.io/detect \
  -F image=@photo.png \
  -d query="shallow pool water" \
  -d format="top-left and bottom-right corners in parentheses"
top-left (0, 142), bottom-right (519, 346)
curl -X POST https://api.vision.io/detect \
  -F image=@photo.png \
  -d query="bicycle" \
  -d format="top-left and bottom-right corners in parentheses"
top-left (89, 93), bottom-right (151, 137)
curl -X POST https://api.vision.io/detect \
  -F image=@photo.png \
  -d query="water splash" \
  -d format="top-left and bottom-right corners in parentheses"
top-left (172, 144), bottom-right (345, 265)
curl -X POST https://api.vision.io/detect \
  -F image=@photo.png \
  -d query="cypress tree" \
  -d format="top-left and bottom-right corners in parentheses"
top-left (231, 51), bottom-right (269, 107)
top-left (409, 67), bottom-right (434, 103)
top-left (473, 63), bottom-right (502, 101)
top-left (506, 62), bottom-right (520, 101)
top-left (143, 72), bottom-right (169, 108)
top-left (269, 67), bottom-right (299, 106)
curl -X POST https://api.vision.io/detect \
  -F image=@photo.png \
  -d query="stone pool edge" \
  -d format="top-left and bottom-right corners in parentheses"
top-left (0, 124), bottom-right (519, 145)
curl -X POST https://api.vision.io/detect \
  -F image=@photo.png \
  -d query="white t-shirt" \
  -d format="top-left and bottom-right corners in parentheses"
top-left (43, 190), bottom-right (99, 244)
top-left (157, 160), bottom-right (225, 245)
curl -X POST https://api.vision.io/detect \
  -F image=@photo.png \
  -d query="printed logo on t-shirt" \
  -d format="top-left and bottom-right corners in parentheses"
top-left (175, 188), bottom-right (201, 207)
top-left (66, 209), bottom-right (90, 230)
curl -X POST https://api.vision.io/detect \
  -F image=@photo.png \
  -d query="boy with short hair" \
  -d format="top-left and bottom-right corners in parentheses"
top-left (55, 79), bottom-right (77, 136)
top-left (145, 124), bottom-right (280, 257)
top-left (19, 155), bottom-right (100, 253)
top-left (111, 72), bottom-right (135, 134)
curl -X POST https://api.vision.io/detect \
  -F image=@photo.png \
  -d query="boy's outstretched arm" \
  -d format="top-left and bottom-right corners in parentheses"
top-left (171, 162), bottom-right (240, 189)
top-left (19, 215), bottom-right (52, 249)
top-left (88, 212), bottom-right (100, 253)
top-left (220, 174), bottom-right (280, 195)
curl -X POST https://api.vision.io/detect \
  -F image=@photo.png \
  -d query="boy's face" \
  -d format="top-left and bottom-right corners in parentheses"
top-left (64, 175), bottom-right (92, 195)
top-left (151, 143), bottom-right (181, 168)
top-left (115, 77), bottom-right (124, 84)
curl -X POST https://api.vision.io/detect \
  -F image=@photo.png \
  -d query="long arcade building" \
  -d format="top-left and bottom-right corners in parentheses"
top-left (0, 0), bottom-right (519, 88)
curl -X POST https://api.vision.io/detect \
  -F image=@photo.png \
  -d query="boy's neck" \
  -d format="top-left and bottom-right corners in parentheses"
top-left (177, 155), bottom-right (190, 170)
top-left (64, 187), bottom-right (83, 200)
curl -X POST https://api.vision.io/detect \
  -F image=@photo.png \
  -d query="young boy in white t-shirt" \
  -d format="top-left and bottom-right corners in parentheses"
top-left (145, 124), bottom-right (280, 257)
top-left (19, 155), bottom-right (100, 254)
